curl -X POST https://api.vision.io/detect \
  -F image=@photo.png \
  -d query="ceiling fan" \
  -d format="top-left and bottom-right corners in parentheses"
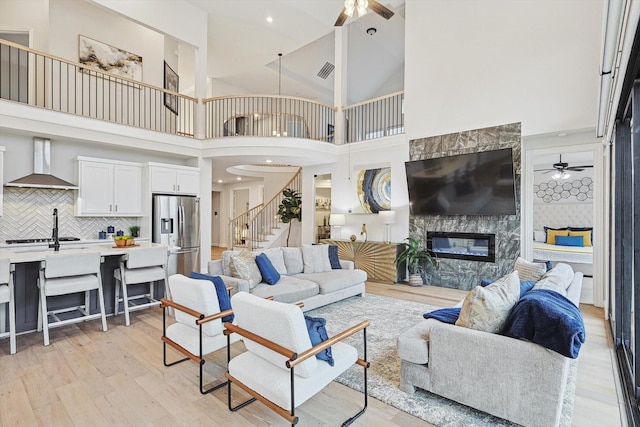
top-left (334, 0), bottom-right (395, 26)
top-left (535, 154), bottom-right (593, 178)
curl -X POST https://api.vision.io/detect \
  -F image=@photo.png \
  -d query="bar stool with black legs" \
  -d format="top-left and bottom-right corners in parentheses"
top-left (0, 258), bottom-right (16, 354)
top-left (37, 251), bottom-right (107, 346)
top-left (114, 246), bottom-right (169, 326)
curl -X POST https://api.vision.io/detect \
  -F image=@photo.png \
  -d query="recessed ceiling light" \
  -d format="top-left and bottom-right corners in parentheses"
top-left (236, 177), bottom-right (242, 181)
top-left (558, 132), bottom-right (567, 137)
top-left (217, 179), bottom-right (223, 183)
top-left (266, 16), bottom-right (273, 23)
top-left (266, 159), bottom-right (272, 163)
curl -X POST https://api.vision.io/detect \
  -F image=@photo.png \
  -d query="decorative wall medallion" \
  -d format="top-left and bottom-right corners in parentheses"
top-left (534, 179), bottom-right (593, 203)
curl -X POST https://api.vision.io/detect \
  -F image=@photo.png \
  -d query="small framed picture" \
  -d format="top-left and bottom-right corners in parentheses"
top-left (164, 61), bottom-right (179, 115)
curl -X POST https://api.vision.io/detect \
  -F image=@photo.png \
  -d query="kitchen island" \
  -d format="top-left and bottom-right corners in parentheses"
top-left (0, 241), bottom-right (167, 334)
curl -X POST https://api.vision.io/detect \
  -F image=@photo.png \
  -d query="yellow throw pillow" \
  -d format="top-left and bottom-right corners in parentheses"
top-left (568, 230), bottom-right (592, 247)
top-left (546, 229), bottom-right (569, 245)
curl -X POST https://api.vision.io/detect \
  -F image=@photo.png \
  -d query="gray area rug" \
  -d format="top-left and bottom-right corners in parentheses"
top-left (308, 294), bottom-right (577, 427)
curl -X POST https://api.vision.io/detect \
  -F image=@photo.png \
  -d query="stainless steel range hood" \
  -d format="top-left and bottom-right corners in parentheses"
top-left (5, 138), bottom-right (78, 190)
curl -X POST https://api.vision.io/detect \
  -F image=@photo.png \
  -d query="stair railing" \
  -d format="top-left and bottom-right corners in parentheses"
top-left (228, 167), bottom-right (302, 251)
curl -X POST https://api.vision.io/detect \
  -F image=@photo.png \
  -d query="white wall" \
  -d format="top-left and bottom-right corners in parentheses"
top-left (49, 0), bottom-right (165, 88)
top-left (404, 0), bottom-right (604, 139)
top-left (0, 0), bottom-right (49, 51)
top-left (302, 135), bottom-right (408, 244)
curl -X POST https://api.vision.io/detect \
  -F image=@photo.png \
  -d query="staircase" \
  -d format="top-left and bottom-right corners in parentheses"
top-left (229, 168), bottom-right (302, 251)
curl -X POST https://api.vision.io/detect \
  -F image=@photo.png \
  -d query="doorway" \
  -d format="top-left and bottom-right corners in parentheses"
top-left (0, 30), bottom-right (29, 103)
top-left (211, 191), bottom-right (221, 248)
top-left (315, 174), bottom-right (332, 243)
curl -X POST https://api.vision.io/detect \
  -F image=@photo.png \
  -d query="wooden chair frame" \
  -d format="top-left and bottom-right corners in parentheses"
top-left (160, 284), bottom-right (233, 395)
top-left (224, 319), bottom-right (370, 426)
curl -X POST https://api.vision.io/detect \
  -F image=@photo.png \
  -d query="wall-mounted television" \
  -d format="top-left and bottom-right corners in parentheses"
top-left (405, 148), bottom-right (517, 216)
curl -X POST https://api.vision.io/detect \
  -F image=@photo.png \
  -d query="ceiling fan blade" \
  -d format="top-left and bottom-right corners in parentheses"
top-left (335, 8), bottom-right (348, 26)
top-left (534, 168), bottom-right (555, 172)
top-left (566, 165), bottom-right (593, 170)
top-left (369, 0), bottom-right (395, 20)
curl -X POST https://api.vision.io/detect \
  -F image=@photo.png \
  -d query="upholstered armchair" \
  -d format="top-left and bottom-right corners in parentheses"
top-left (160, 274), bottom-right (239, 394)
top-left (224, 292), bottom-right (370, 426)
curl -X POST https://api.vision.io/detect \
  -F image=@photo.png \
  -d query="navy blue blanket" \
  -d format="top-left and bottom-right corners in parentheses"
top-left (501, 289), bottom-right (585, 358)
top-left (423, 307), bottom-right (461, 324)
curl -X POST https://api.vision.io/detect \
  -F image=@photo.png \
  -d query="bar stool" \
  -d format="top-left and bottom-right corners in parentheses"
top-left (114, 246), bottom-right (169, 326)
top-left (0, 258), bottom-right (16, 354)
top-left (37, 251), bottom-right (107, 346)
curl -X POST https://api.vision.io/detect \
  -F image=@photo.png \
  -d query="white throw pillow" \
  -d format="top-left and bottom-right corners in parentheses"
top-left (302, 244), bottom-right (332, 273)
top-left (230, 249), bottom-right (262, 288)
top-left (534, 230), bottom-right (546, 242)
top-left (455, 271), bottom-right (520, 333)
top-left (261, 247), bottom-right (287, 275)
top-left (282, 247), bottom-right (304, 274)
top-left (514, 257), bottom-right (547, 282)
top-left (532, 263), bottom-right (575, 297)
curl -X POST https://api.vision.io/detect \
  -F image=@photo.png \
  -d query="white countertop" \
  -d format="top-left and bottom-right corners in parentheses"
top-left (0, 241), bottom-right (164, 263)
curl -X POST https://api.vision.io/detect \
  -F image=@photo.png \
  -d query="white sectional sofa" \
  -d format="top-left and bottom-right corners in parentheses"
top-left (207, 246), bottom-right (367, 312)
top-left (397, 263), bottom-right (584, 427)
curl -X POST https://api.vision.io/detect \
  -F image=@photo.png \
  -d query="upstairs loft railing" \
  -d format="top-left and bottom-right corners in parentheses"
top-left (1, 39), bottom-right (405, 144)
top-left (229, 167), bottom-right (302, 251)
top-left (0, 39), bottom-right (196, 137)
top-left (204, 95), bottom-right (336, 141)
top-left (343, 90), bottom-right (404, 143)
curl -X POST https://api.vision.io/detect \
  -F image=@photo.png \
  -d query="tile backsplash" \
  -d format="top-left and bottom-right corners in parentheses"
top-left (1, 188), bottom-right (140, 242)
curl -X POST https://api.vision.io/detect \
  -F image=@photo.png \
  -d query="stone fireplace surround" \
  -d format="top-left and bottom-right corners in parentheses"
top-left (409, 123), bottom-right (521, 291)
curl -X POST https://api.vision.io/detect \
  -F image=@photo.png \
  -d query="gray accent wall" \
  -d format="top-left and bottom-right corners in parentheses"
top-left (409, 123), bottom-right (521, 290)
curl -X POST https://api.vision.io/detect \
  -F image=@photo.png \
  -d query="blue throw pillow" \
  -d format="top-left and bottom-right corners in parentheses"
top-left (304, 315), bottom-right (334, 366)
top-left (545, 261), bottom-right (553, 271)
top-left (189, 272), bottom-right (234, 322)
top-left (328, 245), bottom-right (341, 269)
top-left (554, 235), bottom-right (584, 247)
top-left (480, 278), bottom-right (536, 298)
top-left (255, 253), bottom-right (281, 285)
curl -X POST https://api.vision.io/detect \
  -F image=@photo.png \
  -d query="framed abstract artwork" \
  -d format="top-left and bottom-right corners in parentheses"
top-left (163, 61), bottom-right (179, 115)
top-left (78, 35), bottom-right (142, 83)
top-left (353, 167), bottom-right (391, 213)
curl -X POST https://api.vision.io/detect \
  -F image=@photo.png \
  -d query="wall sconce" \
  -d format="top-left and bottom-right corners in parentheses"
top-left (379, 210), bottom-right (396, 243)
top-left (329, 213), bottom-right (346, 239)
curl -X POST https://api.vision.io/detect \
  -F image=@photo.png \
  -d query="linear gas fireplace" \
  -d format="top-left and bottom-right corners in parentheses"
top-left (427, 231), bottom-right (495, 263)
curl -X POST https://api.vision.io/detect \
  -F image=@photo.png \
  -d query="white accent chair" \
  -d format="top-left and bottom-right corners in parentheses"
top-left (225, 292), bottom-right (370, 427)
top-left (0, 258), bottom-right (16, 354)
top-left (38, 252), bottom-right (107, 346)
top-left (114, 246), bottom-right (169, 326)
top-left (160, 274), bottom-right (240, 394)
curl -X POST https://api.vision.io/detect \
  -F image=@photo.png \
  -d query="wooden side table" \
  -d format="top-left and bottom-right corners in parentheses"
top-left (320, 239), bottom-right (401, 284)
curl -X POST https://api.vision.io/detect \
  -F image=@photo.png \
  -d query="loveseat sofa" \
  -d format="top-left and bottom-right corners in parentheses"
top-left (397, 262), bottom-right (583, 427)
top-left (207, 246), bottom-right (367, 312)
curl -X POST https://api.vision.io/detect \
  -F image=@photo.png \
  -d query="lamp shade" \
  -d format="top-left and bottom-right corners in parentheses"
top-left (379, 210), bottom-right (396, 225)
top-left (329, 213), bottom-right (346, 226)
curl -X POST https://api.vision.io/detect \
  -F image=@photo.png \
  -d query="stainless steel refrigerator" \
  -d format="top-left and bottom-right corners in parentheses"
top-left (152, 195), bottom-right (200, 277)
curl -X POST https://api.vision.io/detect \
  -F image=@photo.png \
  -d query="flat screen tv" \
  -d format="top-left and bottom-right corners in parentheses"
top-left (405, 148), bottom-right (517, 216)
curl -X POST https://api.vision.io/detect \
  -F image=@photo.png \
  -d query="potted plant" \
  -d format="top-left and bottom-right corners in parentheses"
top-left (396, 237), bottom-right (437, 286)
top-left (277, 188), bottom-right (302, 246)
top-left (129, 225), bottom-right (140, 238)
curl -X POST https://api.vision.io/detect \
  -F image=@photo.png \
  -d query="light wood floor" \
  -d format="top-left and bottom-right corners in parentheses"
top-left (0, 251), bottom-right (624, 427)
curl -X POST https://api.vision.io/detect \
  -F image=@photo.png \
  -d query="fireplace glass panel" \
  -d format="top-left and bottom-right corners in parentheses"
top-left (427, 232), bottom-right (495, 263)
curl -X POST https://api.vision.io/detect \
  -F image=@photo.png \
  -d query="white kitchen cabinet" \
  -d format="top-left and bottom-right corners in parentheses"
top-left (76, 157), bottom-right (142, 217)
top-left (149, 163), bottom-right (199, 195)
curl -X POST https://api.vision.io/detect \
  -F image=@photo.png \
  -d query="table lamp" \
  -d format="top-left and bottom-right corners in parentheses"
top-left (329, 213), bottom-right (346, 239)
top-left (379, 210), bottom-right (396, 243)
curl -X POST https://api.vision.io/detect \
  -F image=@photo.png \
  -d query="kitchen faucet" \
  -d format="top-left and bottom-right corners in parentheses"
top-left (50, 208), bottom-right (60, 251)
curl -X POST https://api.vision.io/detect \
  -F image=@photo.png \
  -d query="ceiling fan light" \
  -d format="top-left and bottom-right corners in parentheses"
top-left (345, 5), bottom-right (355, 17)
top-left (356, 0), bottom-right (368, 17)
top-left (562, 171), bottom-right (571, 179)
top-left (552, 171), bottom-right (561, 180)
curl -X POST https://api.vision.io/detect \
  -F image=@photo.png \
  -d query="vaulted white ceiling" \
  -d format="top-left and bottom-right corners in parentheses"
top-left (188, 0), bottom-right (405, 105)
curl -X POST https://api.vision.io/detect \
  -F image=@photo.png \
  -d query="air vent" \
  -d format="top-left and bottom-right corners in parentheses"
top-left (317, 62), bottom-right (335, 79)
